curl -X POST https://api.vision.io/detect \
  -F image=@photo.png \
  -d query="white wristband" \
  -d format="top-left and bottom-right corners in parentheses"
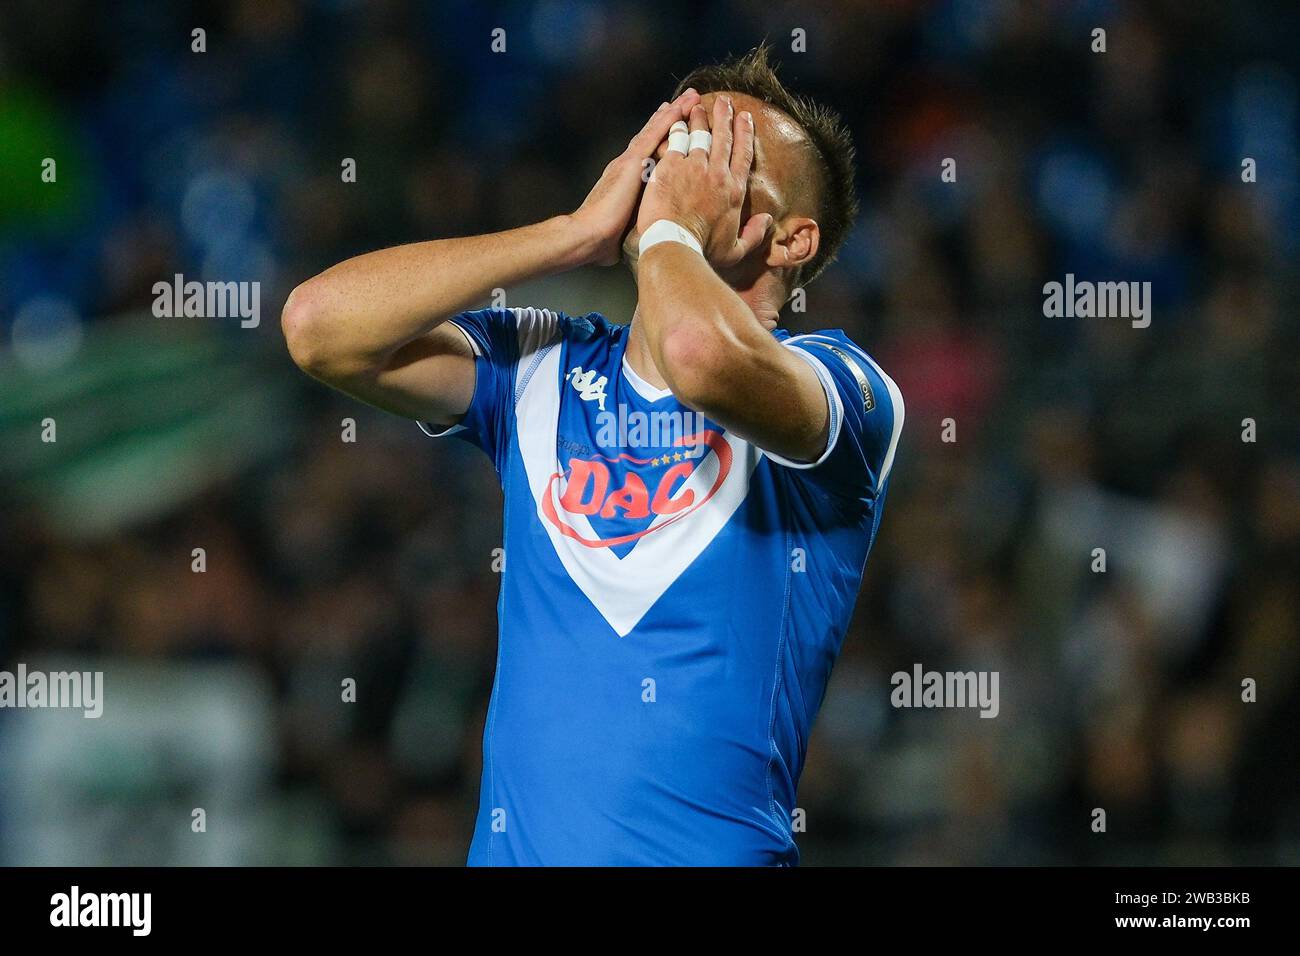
top-left (638, 219), bottom-right (703, 258)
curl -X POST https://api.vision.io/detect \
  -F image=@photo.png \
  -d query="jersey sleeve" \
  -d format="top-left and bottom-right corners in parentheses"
top-left (417, 306), bottom-right (564, 471)
top-left (768, 332), bottom-right (905, 501)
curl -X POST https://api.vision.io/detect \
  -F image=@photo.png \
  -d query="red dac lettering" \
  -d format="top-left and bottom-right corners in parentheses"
top-left (650, 463), bottom-right (694, 515)
top-left (557, 458), bottom-right (608, 515)
top-left (559, 459), bottom-right (688, 519)
top-left (542, 431), bottom-right (731, 548)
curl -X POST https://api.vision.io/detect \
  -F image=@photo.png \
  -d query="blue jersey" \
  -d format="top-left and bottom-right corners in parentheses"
top-left (420, 307), bottom-right (904, 865)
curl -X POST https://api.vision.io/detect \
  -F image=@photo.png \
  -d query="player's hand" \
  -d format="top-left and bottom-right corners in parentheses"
top-left (569, 89), bottom-right (701, 267)
top-left (634, 95), bottom-right (774, 269)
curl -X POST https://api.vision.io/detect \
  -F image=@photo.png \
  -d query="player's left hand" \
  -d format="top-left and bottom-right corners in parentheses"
top-left (635, 95), bottom-right (774, 268)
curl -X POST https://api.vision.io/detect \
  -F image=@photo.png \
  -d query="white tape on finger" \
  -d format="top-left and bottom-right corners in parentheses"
top-left (688, 129), bottom-right (712, 154)
top-left (666, 121), bottom-right (689, 155)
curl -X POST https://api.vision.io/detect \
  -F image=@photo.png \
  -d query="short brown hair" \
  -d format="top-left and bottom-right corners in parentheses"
top-left (673, 45), bottom-right (858, 289)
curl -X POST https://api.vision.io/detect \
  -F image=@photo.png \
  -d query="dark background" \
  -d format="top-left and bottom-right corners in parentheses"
top-left (0, 0), bottom-right (1297, 864)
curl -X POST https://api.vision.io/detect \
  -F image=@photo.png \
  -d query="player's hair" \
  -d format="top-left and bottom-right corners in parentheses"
top-left (673, 44), bottom-right (858, 290)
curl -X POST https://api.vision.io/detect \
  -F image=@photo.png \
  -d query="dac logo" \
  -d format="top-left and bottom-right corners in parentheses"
top-left (542, 431), bottom-right (730, 548)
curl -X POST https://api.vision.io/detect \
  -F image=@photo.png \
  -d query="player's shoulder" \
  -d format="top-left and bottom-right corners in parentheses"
top-left (779, 327), bottom-right (903, 422)
top-left (453, 306), bottom-right (622, 355)
top-left (522, 308), bottom-right (624, 369)
top-left (553, 309), bottom-right (623, 345)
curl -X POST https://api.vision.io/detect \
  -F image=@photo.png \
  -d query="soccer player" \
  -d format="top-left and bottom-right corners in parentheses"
top-left (282, 47), bottom-right (903, 865)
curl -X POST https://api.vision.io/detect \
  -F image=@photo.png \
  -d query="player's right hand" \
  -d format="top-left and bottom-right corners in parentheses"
top-left (570, 88), bottom-right (700, 267)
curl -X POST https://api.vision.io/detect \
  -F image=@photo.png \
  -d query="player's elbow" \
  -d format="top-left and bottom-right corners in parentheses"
top-left (659, 325), bottom-right (735, 411)
top-left (281, 281), bottom-right (358, 380)
top-left (281, 282), bottom-right (325, 371)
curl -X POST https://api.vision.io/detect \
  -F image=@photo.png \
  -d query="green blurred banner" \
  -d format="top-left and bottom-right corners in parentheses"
top-left (0, 313), bottom-right (297, 537)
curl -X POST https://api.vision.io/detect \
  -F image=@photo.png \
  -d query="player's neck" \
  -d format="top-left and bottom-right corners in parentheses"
top-left (622, 316), bottom-right (671, 391)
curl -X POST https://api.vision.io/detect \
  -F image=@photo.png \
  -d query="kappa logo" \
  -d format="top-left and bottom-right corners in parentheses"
top-left (566, 365), bottom-right (608, 411)
top-left (542, 430), bottom-right (731, 548)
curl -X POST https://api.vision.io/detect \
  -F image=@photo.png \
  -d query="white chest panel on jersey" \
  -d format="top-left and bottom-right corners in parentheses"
top-left (514, 339), bottom-right (761, 637)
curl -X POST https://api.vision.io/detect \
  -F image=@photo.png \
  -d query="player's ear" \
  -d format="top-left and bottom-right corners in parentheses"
top-left (765, 217), bottom-right (819, 271)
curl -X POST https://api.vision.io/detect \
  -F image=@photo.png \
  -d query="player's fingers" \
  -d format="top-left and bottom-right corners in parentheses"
top-left (637, 100), bottom-right (671, 135)
top-left (675, 86), bottom-right (701, 116)
top-left (628, 101), bottom-right (674, 155)
top-left (730, 109), bottom-right (756, 181)
top-left (688, 102), bottom-right (710, 134)
top-left (686, 103), bottom-right (712, 159)
top-left (731, 212), bottom-right (774, 263)
top-left (630, 90), bottom-right (697, 155)
top-left (710, 95), bottom-right (734, 169)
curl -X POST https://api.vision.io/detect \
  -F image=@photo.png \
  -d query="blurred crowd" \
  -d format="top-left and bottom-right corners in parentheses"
top-left (1, 0), bottom-right (1298, 864)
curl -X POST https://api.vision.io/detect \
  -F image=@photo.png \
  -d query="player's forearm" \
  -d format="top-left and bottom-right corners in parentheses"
top-left (636, 244), bottom-right (773, 409)
top-left (282, 215), bottom-right (595, 375)
top-left (638, 244), bottom-right (829, 460)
